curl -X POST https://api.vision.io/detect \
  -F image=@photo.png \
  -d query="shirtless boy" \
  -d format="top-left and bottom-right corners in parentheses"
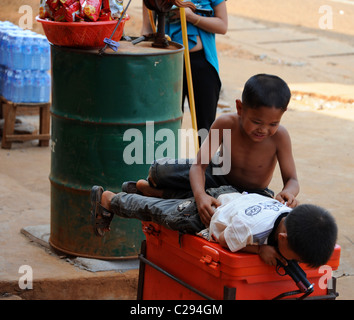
top-left (128, 74), bottom-right (299, 227)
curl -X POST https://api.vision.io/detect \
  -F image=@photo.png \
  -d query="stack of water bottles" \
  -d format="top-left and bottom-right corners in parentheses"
top-left (0, 21), bottom-right (51, 104)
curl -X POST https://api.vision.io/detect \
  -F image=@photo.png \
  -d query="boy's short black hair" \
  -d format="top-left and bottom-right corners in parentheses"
top-left (242, 74), bottom-right (291, 111)
top-left (285, 204), bottom-right (338, 268)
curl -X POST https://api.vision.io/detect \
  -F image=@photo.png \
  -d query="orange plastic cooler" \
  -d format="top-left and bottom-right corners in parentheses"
top-left (137, 222), bottom-right (340, 300)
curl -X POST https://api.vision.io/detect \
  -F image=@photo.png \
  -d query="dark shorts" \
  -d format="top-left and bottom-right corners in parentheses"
top-left (148, 158), bottom-right (274, 199)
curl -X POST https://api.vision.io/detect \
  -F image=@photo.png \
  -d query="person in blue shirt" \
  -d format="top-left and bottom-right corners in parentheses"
top-left (142, 0), bottom-right (228, 144)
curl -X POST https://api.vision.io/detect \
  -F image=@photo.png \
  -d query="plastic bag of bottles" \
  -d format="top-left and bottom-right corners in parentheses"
top-left (0, 24), bottom-right (50, 71)
top-left (2, 69), bottom-right (51, 103)
top-left (0, 21), bottom-right (51, 104)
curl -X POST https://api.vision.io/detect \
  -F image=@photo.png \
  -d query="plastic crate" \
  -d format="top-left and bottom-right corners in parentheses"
top-left (138, 222), bottom-right (340, 300)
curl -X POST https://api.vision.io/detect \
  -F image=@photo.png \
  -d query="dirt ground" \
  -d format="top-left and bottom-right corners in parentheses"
top-left (0, 0), bottom-right (354, 300)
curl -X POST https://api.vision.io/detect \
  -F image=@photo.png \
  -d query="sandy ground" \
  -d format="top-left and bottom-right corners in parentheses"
top-left (0, 0), bottom-right (354, 300)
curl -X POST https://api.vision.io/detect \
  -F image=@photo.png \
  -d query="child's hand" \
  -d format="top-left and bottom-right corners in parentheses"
top-left (275, 191), bottom-right (298, 208)
top-left (196, 194), bottom-right (221, 227)
top-left (259, 245), bottom-right (287, 266)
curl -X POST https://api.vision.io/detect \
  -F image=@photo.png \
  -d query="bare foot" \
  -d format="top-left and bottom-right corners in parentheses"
top-left (136, 179), bottom-right (163, 198)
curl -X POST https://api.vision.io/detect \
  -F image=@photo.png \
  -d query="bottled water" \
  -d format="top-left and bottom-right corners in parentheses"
top-left (0, 24), bottom-right (20, 67)
top-left (9, 32), bottom-right (24, 70)
top-left (2, 69), bottom-right (9, 100)
top-left (40, 36), bottom-right (50, 71)
top-left (7, 33), bottom-right (16, 69)
top-left (0, 32), bottom-right (6, 65)
top-left (0, 20), bottom-right (51, 103)
top-left (0, 28), bottom-right (50, 71)
top-left (31, 70), bottom-right (38, 102)
top-left (0, 64), bottom-right (5, 95)
top-left (32, 35), bottom-right (42, 70)
top-left (23, 70), bottom-right (33, 103)
top-left (3, 68), bottom-right (14, 101)
top-left (23, 35), bottom-right (33, 70)
top-left (38, 71), bottom-right (51, 103)
top-left (31, 70), bottom-right (50, 103)
top-left (11, 70), bottom-right (25, 103)
top-left (1, 33), bottom-right (10, 67)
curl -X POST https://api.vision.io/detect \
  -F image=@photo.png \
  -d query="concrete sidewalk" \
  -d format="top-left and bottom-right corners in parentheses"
top-left (1, 3), bottom-right (354, 300)
top-left (217, 14), bottom-right (354, 107)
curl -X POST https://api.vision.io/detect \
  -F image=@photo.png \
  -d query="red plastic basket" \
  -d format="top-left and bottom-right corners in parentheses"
top-left (36, 16), bottom-right (129, 48)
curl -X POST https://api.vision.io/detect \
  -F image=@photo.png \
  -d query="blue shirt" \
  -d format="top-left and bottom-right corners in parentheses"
top-left (165, 0), bottom-right (225, 73)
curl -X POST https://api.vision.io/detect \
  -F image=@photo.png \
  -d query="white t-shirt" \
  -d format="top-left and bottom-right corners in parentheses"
top-left (207, 192), bottom-right (292, 252)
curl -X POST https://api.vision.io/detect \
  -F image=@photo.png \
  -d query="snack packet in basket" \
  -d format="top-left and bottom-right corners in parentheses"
top-left (99, 0), bottom-right (112, 21)
top-left (39, 0), bottom-right (54, 19)
top-left (98, 10), bottom-right (112, 21)
top-left (47, 0), bottom-right (60, 11)
top-left (64, 1), bottom-right (81, 22)
top-left (60, 0), bottom-right (77, 7)
top-left (74, 13), bottom-right (85, 21)
top-left (80, 0), bottom-right (102, 21)
top-left (108, 0), bottom-right (124, 19)
top-left (53, 4), bottom-right (66, 21)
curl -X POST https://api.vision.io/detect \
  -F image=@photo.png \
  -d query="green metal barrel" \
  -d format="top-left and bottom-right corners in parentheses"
top-left (49, 41), bottom-right (184, 259)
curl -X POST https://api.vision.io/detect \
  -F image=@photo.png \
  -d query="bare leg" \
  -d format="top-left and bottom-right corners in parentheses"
top-left (101, 191), bottom-right (115, 213)
top-left (136, 179), bottom-right (164, 198)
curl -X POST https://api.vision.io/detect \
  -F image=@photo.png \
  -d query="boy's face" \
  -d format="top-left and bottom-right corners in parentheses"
top-left (236, 100), bottom-right (285, 143)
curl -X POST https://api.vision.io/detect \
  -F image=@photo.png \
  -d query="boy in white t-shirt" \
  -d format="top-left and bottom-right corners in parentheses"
top-left (91, 185), bottom-right (337, 267)
top-left (198, 192), bottom-right (294, 266)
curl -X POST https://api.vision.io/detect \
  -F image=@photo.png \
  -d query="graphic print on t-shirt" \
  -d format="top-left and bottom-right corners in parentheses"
top-left (245, 200), bottom-right (284, 216)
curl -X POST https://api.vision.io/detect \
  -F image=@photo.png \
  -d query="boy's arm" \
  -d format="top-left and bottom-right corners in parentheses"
top-left (241, 244), bottom-right (288, 266)
top-left (219, 232), bottom-right (287, 266)
top-left (189, 161), bottom-right (220, 226)
top-left (190, 116), bottom-right (229, 226)
top-left (275, 127), bottom-right (300, 208)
